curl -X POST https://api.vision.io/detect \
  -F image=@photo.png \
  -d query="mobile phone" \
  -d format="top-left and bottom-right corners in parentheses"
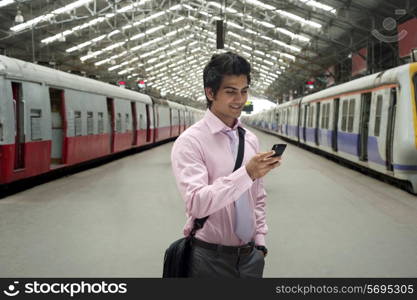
top-left (271, 144), bottom-right (287, 157)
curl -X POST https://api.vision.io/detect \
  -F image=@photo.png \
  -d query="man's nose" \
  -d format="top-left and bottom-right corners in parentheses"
top-left (235, 92), bottom-right (245, 101)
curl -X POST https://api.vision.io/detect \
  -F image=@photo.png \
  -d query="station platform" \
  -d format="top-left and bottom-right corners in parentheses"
top-left (1, 128), bottom-right (417, 277)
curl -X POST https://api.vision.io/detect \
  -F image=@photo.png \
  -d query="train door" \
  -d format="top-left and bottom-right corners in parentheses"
top-left (359, 93), bottom-right (372, 161)
top-left (285, 109), bottom-right (289, 135)
top-left (315, 102), bottom-right (320, 146)
top-left (49, 88), bottom-right (65, 166)
top-left (131, 102), bottom-right (137, 146)
top-left (145, 104), bottom-right (151, 142)
top-left (169, 108), bottom-right (173, 137)
top-left (276, 110), bottom-right (280, 133)
top-left (303, 105), bottom-right (308, 142)
top-left (154, 105), bottom-right (159, 141)
top-left (182, 111), bottom-right (186, 132)
top-left (106, 98), bottom-right (115, 153)
top-left (178, 110), bottom-right (180, 136)
top-left (296, 105), bottom-right (301, 142)
top-left (332, 98), bottom-right (340, 151)
top-left (386, 88), bottom-right (397, 171)
top-left (12, 82), bottom-right (25, 169)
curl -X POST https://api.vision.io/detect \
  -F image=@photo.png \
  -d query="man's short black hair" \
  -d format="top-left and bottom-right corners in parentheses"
top-left (203, 52), bottom-right (251, 108)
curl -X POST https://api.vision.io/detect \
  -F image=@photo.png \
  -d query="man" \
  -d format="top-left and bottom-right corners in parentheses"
top-left (171, 52), bottom-right (281, 278)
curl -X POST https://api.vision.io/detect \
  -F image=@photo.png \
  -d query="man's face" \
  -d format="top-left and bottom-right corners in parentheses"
top-left (206, 74), bottom-right (249, 127)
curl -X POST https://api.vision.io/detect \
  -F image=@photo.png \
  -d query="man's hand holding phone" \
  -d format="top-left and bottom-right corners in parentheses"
top-left (245, 148), bottom-right (283, 181)
top-left (271, 144), bottom-right (287, 157)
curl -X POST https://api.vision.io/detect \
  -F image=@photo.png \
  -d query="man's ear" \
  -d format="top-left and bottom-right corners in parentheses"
top-left (205, 88), bottom-right (215, 101)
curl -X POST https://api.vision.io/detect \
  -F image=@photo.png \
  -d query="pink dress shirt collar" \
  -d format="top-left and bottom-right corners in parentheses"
top-left (204, 109), bottom-right (242, 134)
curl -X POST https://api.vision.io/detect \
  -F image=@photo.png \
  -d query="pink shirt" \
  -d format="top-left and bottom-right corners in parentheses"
top-left (171, 109), bottom-right (268, 246)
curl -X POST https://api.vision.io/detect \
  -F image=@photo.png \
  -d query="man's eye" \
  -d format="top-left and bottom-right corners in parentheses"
top-left (242, 90), bottom-right (248, 94)
top-left (226, 91), bottom-right (235, 94)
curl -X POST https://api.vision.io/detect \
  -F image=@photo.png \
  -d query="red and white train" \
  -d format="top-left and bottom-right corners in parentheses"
top-left (0, 55), bottom-right (203, 185)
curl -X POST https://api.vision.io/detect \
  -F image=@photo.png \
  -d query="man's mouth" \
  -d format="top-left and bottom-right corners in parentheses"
top-left (230, 105), bottom-right (243, 109)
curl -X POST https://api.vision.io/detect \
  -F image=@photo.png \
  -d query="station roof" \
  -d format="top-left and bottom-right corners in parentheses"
top-left (0, 0), bottom-right (415, 105)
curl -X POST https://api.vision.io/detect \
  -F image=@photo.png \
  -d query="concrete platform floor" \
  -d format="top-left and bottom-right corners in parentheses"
top-left (0, 128), bottom-right (416, 277)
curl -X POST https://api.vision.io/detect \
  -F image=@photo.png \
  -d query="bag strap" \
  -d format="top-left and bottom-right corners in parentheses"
top-left (233, 126), bottom-right (246, 172)
top-left (190, 126), bottom-right (246, 237)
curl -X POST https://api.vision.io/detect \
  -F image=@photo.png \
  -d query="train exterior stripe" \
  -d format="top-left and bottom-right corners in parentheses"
top-left (394, 164), bottom-right (417, 171)
top-left (337, 132), bottom-right (358, 157)
top-left (0, 141), bottom-right (51, 183)
top-left (367, 137), bottom-right (387, 166)
top-left (155, 126), bottom-right (171, 142)
top-left (65, 134), bottom-right (109, 164)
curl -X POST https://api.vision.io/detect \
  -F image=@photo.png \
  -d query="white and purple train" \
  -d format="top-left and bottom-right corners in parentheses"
top-left (243, 62), bottom-right (417, 194)
top-left (0, 55), bottom-right (203, 185)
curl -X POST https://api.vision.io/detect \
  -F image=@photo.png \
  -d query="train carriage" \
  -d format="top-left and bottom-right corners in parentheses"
top-left (0, 55), bottom-right (202, 186)
top-left (167, 100), bottom-right (188, 137)
top-left (245, 62), bottom-right (417, 194)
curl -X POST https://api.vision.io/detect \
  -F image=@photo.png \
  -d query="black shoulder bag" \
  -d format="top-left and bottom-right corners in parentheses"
top-left (162, 127), bottom-right (246, 277)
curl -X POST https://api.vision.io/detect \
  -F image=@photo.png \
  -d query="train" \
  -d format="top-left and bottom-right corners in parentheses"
top-left (0, 55), bottom-right (204, 186)
top-left (242, 62), bottom-right (417, 194)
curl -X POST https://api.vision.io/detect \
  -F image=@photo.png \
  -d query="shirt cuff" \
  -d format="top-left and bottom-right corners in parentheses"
top-left (232, 165), bottom-right (254, 194)
top-left (254, 234), bottom-right (266, 246)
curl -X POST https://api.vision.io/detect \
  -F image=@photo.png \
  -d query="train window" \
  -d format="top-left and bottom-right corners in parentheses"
top-left (125, 113), bottom-right (130, 132)
top-left (374, 95), bottom-right (383, 137)
top-left (116, 113), bottom-right (122, 133)
top-left (326, 103), bottom-right (330, 129)
top-left (138, 114), bottom-right (143, 129)
top-left (98, 112), bottom-right (104, 134)
top-left (305, 107), bottom-right (308, 127)
top-left (348, 99), bottom-right (355, 132)
top-left (87, 112), bottom-right (94, 135)
top-left (30, 109), bottom-right (42, 141)
top-left (308, 106), bottom-right (314, 128)
top-left (341, 101), bottom-right (348, 131)
top-left (324, 104), bottom-right (327, 129)
top-left (322, 103), bottom-right (329, 129)
top-left (74, 111), bottom-right (82, 136)
top-left (320, 104), bottom-right (325, 128)
top-left (287, 108), bottom-right (291, 124)
top-left (311, 106), bottom-right (315, 127)
top-left (0, 123), bottom-right (3, 141)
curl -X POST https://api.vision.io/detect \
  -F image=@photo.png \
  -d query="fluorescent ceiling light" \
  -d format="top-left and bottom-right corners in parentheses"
top-left (11, 0), bottom-right (94, 32)
top-left (297, 0), bottom-right (336, 14)
top-left (208, 1), bottom-right (237, 13)
top-left (276, 28), bottom-right (310, 42)
top-left (227, 21), bottom-right (244, 30)
top-left (243, 0), bottom-right (275, 10)
top-left (0, 0), bottom-right (14, 8)
top-left (277, 10), bottom-right (322, 28)
top-left (41, 0), bottom-right (152, 45)
top-left (258, 20), bottom-right (275, 29)
top-left (245, 28), bottom-right (258, 35)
